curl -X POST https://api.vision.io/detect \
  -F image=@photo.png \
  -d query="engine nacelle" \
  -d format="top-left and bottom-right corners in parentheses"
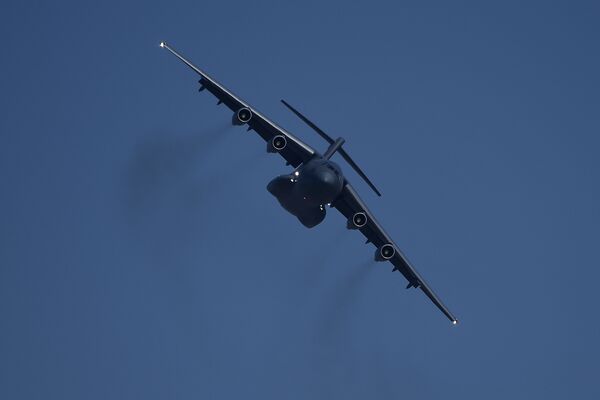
top-left (267, 135), bottom-right (287, 153)
top-left (232, 107), bottom-right (253, 125)
top-left (375, 244), bottom-right (396, 261)
top-left (347, 212), bottom-right (367, 229)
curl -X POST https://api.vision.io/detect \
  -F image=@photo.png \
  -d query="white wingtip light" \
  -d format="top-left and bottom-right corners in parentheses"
top-left (159, 41), bottom-right (165, 48)
top-left (452, 320), bottom-right (458, 325)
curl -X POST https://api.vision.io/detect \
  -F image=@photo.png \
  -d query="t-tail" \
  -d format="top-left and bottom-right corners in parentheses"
top-left (281, 100), bottom-right (382, 197)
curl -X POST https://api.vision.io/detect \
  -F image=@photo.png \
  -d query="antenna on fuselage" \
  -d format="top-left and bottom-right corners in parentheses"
top-left (281, 100), bottom-right (382, 197)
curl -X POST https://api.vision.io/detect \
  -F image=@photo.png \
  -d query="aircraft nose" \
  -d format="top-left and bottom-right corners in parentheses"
top-left (294, 166), bottom-right (342, 205)
top-left (320, 168), bottom-right (338, 185)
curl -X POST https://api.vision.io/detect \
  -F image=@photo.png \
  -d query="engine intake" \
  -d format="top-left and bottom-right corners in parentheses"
top-left (347, 212), bottom-right (367, 229)
top-left (267, 135), bottom-right (287, 153)
top-left (375, 244), bottom-right (396, 261)
top-left (232, 107), bottom-right (252, 125)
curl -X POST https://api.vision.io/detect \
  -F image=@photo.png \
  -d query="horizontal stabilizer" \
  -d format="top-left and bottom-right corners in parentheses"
top-left (281, 100), bottom-right (334, 144)
top-left (338, 147), bottom-right (381, 196)
top-left (281, 99), bottom-right (381, 197)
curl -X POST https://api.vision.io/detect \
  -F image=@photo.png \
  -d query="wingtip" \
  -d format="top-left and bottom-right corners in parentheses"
top-left (159, 41), bottom-right (167, 49)
top-left (452, 319), bottom-right (459, 326)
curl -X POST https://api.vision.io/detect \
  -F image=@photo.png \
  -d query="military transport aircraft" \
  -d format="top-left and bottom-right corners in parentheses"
top-left (159, 42), bottom-right (458, 324)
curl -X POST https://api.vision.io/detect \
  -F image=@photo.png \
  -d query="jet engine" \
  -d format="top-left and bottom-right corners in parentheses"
top-left (267, 135), bottom-right (287, 153)
top-left (375, 244), bottom-right (396, 261)
top-left (347, 212), bottom-right (367, 229)
top-left (232, 107), bottom-right (252, 125)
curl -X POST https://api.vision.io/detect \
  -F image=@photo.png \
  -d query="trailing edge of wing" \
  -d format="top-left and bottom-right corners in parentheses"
top-left (159, 41), bottom-right (246, 108)
top-left (334, 183), bottom-right (458, 324)
top-left (160, 42), bottom-right (209, 82)
top-left (159, 41), bottom-right (316, 167)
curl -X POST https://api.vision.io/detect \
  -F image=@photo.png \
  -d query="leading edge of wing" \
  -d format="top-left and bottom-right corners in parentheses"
top-left (336, 183), bottom-right (458, 325)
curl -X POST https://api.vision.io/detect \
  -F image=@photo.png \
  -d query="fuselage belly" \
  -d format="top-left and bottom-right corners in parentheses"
top-left (267, 159), bottom-right (344, 228)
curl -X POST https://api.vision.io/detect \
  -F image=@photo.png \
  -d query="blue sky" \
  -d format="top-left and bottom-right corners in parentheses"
top-left (1, 1), bottom-right (599, 399)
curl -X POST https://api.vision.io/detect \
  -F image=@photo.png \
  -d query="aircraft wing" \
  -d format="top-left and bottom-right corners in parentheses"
top-left (160, 42), bottom-right (316, 167)
top-left (333, 183), bottom-right (458, 324)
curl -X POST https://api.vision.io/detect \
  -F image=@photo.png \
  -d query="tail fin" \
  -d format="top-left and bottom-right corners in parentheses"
top-left (281, 100), bottom-right (382, 197)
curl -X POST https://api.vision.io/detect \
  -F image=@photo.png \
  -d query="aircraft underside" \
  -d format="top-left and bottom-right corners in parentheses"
top-left (267, 175), bottom-right (327, 228)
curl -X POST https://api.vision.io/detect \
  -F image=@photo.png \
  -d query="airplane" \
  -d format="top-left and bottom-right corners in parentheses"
top-left (159, 42), bottom-right (458, 324)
